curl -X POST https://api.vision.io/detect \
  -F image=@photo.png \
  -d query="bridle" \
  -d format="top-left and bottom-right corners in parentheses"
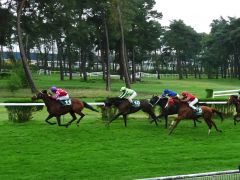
top-left (149, 96), bottom-right (161, 107)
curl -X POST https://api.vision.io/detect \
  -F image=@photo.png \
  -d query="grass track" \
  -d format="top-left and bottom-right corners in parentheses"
top-left (0, 108), bottom-right (239, 180)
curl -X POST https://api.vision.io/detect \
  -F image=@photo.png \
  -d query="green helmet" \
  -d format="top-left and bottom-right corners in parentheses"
top-left (120, 87), bottom-right (126, 91)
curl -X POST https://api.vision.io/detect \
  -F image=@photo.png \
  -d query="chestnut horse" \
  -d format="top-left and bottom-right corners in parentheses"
top-left (168, 98), bottom-right (223, 135)
top-left (32, 90), bottom-right (98, 127)
top-left (149, 95), bottom-right (200, 128)
top-left (104, 97), bottom-right (159, 127)
top-left (228, 95), bottom-right (240, 125)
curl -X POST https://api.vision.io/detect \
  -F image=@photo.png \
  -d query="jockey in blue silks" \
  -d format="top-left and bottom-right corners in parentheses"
top-left (162, 89), bottom-right (179, 98)
top-left (161, 89), bottom-right (179, 108)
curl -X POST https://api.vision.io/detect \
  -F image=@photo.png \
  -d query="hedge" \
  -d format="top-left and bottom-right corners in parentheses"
top-left (4, 98), bottom-right (44, 123)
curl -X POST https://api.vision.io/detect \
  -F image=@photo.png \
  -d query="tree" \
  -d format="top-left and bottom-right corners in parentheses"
top-left (16, 0), bottom-right (37, 93)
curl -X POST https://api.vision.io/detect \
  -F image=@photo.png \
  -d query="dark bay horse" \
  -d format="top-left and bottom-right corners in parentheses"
top-left (168, 98), bottom-right (223, 135)
top-left (228, 95), bottom-right (240, 125)
top-left (32, 90), bottom-right (98, 127)
top-left (104, 97), bottom-right (159, 127)
top-left (149, 95), bottom-right (200, 128)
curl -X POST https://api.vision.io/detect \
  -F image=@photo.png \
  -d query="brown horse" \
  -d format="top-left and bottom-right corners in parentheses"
top-left (168, 98), bottom-right (223, 135)
top-left (228, 95), bottom-right (240, 125)
top-left (104, 97), bottom-right (159, 127)
top-left (32, 90), bottom-right (98, 127)
top-left (149, 95), bottom-right (201, 128)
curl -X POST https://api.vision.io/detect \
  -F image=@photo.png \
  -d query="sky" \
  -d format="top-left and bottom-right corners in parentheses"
top-left (154, 0), bottom-right (240, 33)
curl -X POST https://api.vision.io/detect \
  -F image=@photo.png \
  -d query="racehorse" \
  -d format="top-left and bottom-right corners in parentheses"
top-left (32, 90), bottom-right (98, 127)
top-left (104, 97), bottom-right (159, 127)
top-left (149, 95), bottom-right (200, 128)
top-left (228, 95), bottom-right (240, 125)
top-left (168, 97), bottom-right (223, 135)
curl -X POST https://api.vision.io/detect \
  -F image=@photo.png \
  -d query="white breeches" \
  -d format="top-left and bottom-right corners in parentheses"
top-left (57, 94), bottom-right (69, 100)
top-left (188, 98), bottom-right (198, 110)
top-left (128, 92), bottom-right (137, 103)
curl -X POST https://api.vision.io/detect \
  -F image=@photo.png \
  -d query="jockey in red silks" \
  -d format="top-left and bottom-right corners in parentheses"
top-left (50, 86), bottom-right (70, 101)
top-left (181, 91), bottom-right (198, 111)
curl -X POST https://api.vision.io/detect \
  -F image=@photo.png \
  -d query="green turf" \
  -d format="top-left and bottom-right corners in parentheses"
top-left (0, 107), bottom-right (239, 180)
top-left (0, 75), bottom-right (240, 179)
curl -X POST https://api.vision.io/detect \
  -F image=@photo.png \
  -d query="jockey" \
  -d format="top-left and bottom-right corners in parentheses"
top-left (162, 89), bottom-right (179, 98)
top-left (119, 87), bottom-right (137, 104)
top-left (50, 86), bottom-right (70, 101)
top-left (162, 89), bottom-right (179, 108)
top-left (181, 91), bottom-right (198, 111)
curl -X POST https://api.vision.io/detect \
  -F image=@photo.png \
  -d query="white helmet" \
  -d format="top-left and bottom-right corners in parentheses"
top-left (120, 87), bottom-right (126, 91)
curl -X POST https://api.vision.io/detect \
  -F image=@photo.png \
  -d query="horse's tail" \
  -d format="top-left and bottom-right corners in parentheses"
top-left (212, 108), bottom-right (224, 122)
top-left (83, 102), bottom-right (99, 112)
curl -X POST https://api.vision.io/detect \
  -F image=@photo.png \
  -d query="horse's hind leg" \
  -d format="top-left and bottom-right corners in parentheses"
top-left (45, 114), bottom-right (56, 125)
top-left (210, 119), bottom-right (222, 133)
top-left (66, 111), bottom-right (77, 127)
top-left (76, 111), bottom-right (85, 127)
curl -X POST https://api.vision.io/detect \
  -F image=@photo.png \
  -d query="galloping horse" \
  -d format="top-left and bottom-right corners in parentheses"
top-left (149, 95), bottom-right (200, 128)
top-left (32, 90), bottom-right (98, 127)
top-left (104, 97), bottom-right (159, 127)
top-left (168, 97), bottom-right (223, 135)
top-left (228, 95), bottom-right (240, 125)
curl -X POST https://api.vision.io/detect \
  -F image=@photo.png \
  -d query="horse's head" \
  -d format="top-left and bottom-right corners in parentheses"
top-left (228, 95), bottom-right (239, 105)
top-left (104, 97), bottom-right (125, 107)
top-left (31, 90), bottom-right (49, 101)
top-left (149, 95), bottom-right (168, 107)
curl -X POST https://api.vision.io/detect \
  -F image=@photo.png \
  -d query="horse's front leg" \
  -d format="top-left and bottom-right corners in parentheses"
top-left (169, 117), bottom-right (182, 135)
top-left (107, 112), bottom-right (122, 127)
top-left (233, 114), bottom-right (240, 125)
top-left (123, 114), bottom-right (127, 127)
top-left (56, 116), bottom-right (68, 127)
top-left (45, 114), bottom-right (56, 125)
top-left (148, 111), bottom-right (158, 127)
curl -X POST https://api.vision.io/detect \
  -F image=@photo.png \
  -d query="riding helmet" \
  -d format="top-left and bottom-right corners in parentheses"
top-left (120, 87), bottom-right (126, 91)
top-left (51, 86), bottom-right (57, 93)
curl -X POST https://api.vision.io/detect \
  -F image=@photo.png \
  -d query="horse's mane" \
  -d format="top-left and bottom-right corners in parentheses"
top-left (106, 97), bottom-right (128, 106)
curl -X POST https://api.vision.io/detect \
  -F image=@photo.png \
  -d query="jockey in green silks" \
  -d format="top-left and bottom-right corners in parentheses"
top-left (119, 87), bottom-right (137, 104)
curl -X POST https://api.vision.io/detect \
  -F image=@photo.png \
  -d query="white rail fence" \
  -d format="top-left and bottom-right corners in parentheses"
top-left (137, 169), bottom-right (240, 180)
top-left (0, 101), bottom-right (228, 107)
top-left (213, 89), bottom-right (240, 98)
top-left (0, 102), bottom-right (105, 106)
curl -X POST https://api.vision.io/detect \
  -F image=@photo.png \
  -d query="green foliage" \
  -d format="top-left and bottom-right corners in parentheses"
top-left (7, 64), bottom-right (29, 92)
top-left (205, 88), bottom-right (213, 98)
top-left (7, 72), bottom-right (22, 91)
top-left (4, 99), bottom-right (43, 123)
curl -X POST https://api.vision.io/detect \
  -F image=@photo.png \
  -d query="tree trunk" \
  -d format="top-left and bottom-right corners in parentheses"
top-left (117, 3), bottom-right (131, 88)
top-left (56, 40), bottom-right (64, 81)
top-left (104, 15), bottom-right (111, 91)
top-left (17, 0), bottom-right (37, 93)
top-left (131, 47), bottom-right (136, 83)
top-left (176, 51), bottom-right (183, 80)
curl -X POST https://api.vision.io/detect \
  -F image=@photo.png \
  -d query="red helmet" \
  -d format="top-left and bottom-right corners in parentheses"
top-left (181, 91), bottom-right (187, 96)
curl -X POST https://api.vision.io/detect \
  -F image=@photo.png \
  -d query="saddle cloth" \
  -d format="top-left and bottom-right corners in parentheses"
top-left (194, 107), bottom-right (202, 115)
top-left (132, 100), bottom-right (140, 107)
top-left (60, 99), bottom-right (72, 106)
